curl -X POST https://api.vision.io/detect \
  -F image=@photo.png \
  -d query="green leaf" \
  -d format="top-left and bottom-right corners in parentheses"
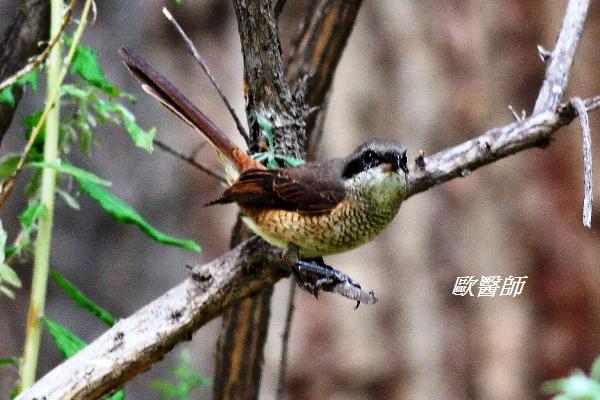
top-left (16, 69), bottom-right (38, 91)
top-left (0, 69), bottom-right (37, 107)
top-left (266, 156), bottom-right (279, 169)
top-left (592, 356), bottom-right (600, 381)
top-left (275, 154), bottom-right (305, 167)
top-left (0, 357), bottom-right (19, 367)
top-left (255, 112), bottom-right (274, 150)
top-left (43, 317), bottom-right (86, 358)
top-left (0, 86), bottom-right (15, 107)
top-left (106, 389), bottom-right (125, 400)
top-left (0, 219), bottom-right (22, 298)
top-left (0, 154), bottom-right (21, 180)
top-left (151, 349), bottom-right (211, 400)
top-left (66, 37), bottom-right (120, 97)
top-left (23, 111), bottom-right (46, 152)
top-left (79, 180), bottom-right (201, 252)
top-left (0, 285), bottom-right (15, 299)
top-left (19, 202), bottom-right (44, 232)
top-left (28, 160), bottom-right (112, 186)
top-left (111, 103), bottom-right (155, 153)
top-left (0, 264), bottom-right (22, 289)
top-left (50, 268), bottom-right (115, 326)
top-left (173, 0), bottom-right (183, 4)
top-left (61, 83), bottom-right (90, 99)
top-left (56, 187), bottom-right (81, 210)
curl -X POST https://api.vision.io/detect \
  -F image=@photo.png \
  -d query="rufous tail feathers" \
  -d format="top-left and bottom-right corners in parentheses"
top-left (118, 47), bottom-right (262, 177)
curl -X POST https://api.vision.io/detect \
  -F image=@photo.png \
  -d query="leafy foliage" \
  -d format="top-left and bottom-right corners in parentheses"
top-left (0, 38), bottom-right (193, 298)
top-left (3, 15), bottom-right (197, 400)
top-left (61, 84), bottom-right (155, 154)
top-left (29, 160), bottom-right (112, 187)
top-left (0, 220), bottom-right (22, 299)
top-left (42, 317), bottom-right (87, 358)
top-left (253, 112), bottom-right (304, 168)
top-left (64, 35), bottom-right (119, 97)
top-left (151, 349), bottom-right (211, 400)
top-left (0, 70), bottom-right (38, 108)
top-left (4, 202), bottom-right (45, 259)
top-left (543, 356), bottom-right (600, 399)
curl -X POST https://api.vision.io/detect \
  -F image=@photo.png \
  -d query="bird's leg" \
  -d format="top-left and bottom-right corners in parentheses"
top-left (283, 245), bottom-right (363, 301)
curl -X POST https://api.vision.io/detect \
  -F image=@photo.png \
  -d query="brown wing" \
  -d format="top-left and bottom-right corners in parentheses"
top-left (207, 160), bottom-right (346, 214)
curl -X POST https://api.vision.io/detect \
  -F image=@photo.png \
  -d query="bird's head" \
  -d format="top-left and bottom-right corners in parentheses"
top-left (342, 139), bottom-right (409, 204)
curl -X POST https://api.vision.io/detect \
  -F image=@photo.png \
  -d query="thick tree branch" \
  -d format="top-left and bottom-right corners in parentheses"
top-left (285, 0), bottom-right (362, 142)
top-left (215, 2), bottom-right (307, 398)
top-left (0, 0), bottom-right (50, 143)
top-left (18, 238), bottom-right (288, 400)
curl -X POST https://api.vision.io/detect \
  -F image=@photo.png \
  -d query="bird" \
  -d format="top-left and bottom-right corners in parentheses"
top-left (119, 47), bottom-right (409, 288)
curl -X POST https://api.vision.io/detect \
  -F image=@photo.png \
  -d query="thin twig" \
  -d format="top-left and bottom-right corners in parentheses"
top-left (571, 97), bottom-right (593, 228)
top-left (153, 138), bottom-right (226, 184)
top-left (162, 7), bottom-right (250, 145)
top-left (0, 0), bottom-right (77, 92)
top-left (276, 281), bottom-right (296, 400)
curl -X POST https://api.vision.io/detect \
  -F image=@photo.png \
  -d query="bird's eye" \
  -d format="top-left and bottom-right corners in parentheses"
top-left (363, 150), bottom-right (376, 164)
top-left (401, 153), bottom-right (407, 166)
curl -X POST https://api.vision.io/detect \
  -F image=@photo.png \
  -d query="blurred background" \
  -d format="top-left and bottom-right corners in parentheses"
top-left (1, 0), bottom-right (600, 399)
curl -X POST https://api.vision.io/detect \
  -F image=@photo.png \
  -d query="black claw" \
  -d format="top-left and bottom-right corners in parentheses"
top-left (354, 301), bottom-right (361, 309)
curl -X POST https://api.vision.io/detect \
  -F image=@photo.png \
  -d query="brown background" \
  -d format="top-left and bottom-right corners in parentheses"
top-left (1, 1), bottom-right (599, 399)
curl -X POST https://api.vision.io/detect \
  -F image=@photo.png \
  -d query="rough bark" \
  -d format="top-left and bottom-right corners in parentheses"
top-left (0, 0), bottom-right (50, 143)
top-left (214, 2), bottom-right (305, 399)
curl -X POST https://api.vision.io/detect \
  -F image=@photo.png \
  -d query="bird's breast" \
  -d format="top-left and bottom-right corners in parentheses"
top-left (240, 195), bottom-right (402, 258)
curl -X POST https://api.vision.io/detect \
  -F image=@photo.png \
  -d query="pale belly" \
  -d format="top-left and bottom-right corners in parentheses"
top-left (240, 199), bottom-right (400, 258)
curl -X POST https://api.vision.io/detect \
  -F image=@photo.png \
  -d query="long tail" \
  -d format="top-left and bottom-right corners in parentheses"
top-left (118, 47), bottom-right (262, 175)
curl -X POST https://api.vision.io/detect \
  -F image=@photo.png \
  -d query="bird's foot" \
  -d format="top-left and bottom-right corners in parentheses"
top-left (293, 258), bottom-right (361, 303)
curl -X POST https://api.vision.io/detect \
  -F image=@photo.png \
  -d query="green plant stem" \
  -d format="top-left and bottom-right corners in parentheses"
top-left (19, 0), bottom-right (64, 389)
top-left (19, 0), bottom-right (94, 389)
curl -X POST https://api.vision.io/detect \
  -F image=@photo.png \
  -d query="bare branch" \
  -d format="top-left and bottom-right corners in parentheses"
top-left (407, 97), bottom-right (600, 198)
top-left (571, 97), bottom-right (593, 228)
top-left (153, 138), bottom-right (227, 184)
top-left (161, 7), bottom-right (250, 144)
top-left (533, 0), bottom-right (589, 114)
top-left (276, 282), bottom-right (295, 400)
